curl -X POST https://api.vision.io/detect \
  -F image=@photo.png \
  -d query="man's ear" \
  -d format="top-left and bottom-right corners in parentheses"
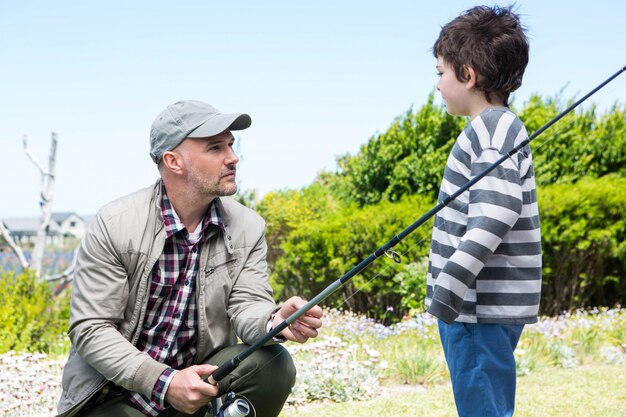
top-left (464, 65), bottom-right (477, 89)
top-left (161, 150), bottom-right (184, 174)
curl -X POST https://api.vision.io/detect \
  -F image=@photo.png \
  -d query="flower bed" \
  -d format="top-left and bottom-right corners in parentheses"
top-left (0, 351), bottom-right (64, 417)
top-left (1, 308), bottom-right (624, 416)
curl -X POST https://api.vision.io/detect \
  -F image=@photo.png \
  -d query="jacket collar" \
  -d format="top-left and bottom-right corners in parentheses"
top-left (152, 180), bottom-right (234, 255)
top-left (211, 197), bottom-right (235, 255)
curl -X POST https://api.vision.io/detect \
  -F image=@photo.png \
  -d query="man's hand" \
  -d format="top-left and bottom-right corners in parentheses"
top-left (272, 296), bottom-right (323, 343)
top-left (164, 364), bottom-right (219, 414)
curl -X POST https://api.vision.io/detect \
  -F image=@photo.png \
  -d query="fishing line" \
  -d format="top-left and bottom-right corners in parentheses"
top-left (179, 109), bottom-right (580, 417)
top-left (209, 92), bottom-right (609, 410)
top-left (340, 108), bottom-right (582, 308)
top-left (159, 65), bottom-right (625, 417)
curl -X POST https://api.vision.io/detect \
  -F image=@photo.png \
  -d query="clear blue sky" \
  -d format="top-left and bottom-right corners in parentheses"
top-left (1, 0), bottom-right (625, 218)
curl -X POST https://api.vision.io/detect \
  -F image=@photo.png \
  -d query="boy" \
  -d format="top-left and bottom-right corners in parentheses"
top-left (426, 5), bottom-right (541, 417)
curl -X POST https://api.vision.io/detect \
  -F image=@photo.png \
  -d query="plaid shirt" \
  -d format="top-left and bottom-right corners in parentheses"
top-left (87, 186), bottom-right (225, 416)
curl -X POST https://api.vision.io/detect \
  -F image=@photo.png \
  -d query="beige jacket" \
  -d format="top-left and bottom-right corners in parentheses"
top-left (57, 182), bottom-right (277, 416)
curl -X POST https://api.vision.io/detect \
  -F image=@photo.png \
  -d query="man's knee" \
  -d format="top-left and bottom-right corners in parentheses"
top-left (209, 344), bottom-right (296, 393)
top-left (251, 344), bottom-right (296, 390)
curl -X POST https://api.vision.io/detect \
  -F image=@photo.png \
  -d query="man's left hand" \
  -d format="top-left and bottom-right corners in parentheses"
top-left (272, 296), bottom-right (323, 343)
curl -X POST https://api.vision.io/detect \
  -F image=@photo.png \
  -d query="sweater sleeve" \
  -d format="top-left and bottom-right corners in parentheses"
top-left (428, 147), bottom-right (523, 323)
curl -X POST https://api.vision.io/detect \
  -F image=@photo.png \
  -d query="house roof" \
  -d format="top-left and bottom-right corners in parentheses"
top-left (51, 212), bottom-right (83, 223)
top-left (2, 217), bottom-right (62, 235)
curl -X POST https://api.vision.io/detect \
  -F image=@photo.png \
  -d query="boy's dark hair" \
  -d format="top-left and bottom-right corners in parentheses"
top-left (433, 5), bottom-right (529, 105)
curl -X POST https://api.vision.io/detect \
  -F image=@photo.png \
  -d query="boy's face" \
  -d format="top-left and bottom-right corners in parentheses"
top-left (436, 56), bottom-right (472, 117)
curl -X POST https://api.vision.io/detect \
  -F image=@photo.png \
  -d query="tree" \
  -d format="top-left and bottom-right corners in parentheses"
top-left (259, 93), bottom-right (626, 318)
top-left (270, 194), bottom-right (435, 319)
top-left (328, 93), bottom-right (464, 206)
top-left (256, 183), bottom-right (340, 266)
top-left (517, 95), bottom-right (626, 185)
top-left (1, 133), bottom-right (62, 279)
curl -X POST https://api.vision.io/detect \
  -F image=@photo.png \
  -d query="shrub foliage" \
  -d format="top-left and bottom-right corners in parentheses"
top-left (0, 270), bottom-right (70, 354)
top-left (3, 93), bottom-right (624, 353)
top-left (539, 175), bottom-right (626, 315)
top-left (328, 93), bottom-right (464, 206)
top-left (261, 94), bottom-right (626, 320)
top-left (268, 194), bottom-right (435, 319)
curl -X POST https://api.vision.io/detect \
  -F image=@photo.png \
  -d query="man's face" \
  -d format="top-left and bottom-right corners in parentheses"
top-left (175, 130), bottom-right (239, 198)
top-left (436, 56), bottom-right (471, 117)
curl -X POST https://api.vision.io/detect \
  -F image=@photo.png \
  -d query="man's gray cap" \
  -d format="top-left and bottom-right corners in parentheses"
top-left (149, 100), bottom-right (251, 163)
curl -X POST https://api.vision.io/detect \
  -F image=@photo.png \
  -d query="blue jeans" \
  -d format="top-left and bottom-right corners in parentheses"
top-left (438, 321), bottom-right (524, 417)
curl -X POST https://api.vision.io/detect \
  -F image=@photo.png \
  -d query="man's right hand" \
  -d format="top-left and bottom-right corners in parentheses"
top-left (164, 364), bottom-right (219, 414)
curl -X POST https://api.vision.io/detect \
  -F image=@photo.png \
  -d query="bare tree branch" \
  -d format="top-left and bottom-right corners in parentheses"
top-left (0, 221), bottom-right (29, 269)
top-left (47, 247), bottom-right (78, 296)
top-left (22, 134), bottom-right (50, 175)
top-left (48, 251), bottom-right (77, 298)
top-left (24, 132), bottom-right (58, 277)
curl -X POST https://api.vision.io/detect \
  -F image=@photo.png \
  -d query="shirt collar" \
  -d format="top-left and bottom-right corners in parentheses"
top-left (160, 184), bottom-right (225, 240)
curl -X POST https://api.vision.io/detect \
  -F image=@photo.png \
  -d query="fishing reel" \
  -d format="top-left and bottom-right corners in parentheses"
top-left (207, 391), bottom-right (250, 417)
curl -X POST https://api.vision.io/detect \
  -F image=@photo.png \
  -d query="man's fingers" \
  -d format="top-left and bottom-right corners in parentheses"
top-left (276, 296), bottom-right (324, 342)
top-left (298, 314), bottom-right (323, 329)
top-left (285, 320), bottom-right (319, 342)
top-left (194, 365), bottom-right (220, 391)
top-left (166, 365), bottom-right (220, 411)
top-left (292, 320), bottom-right (319, 337)
top-left (283, 297), bottom-right (323, 320)
top-left (194, 364), bottom-right (218, 377)
top-left (287, 326), bottom-right (308, 343)
top-left (307, 304), bottom-right (324, 318)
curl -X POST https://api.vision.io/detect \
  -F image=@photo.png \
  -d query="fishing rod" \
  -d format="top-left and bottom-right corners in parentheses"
top-left (162, 65), bottom-right (625, 417)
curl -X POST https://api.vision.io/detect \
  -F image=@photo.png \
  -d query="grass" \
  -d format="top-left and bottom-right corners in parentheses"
top-left (1, 305), bottom-right (624, 416)
top-left (281, 307), bottom-right (626, 415)
top-left (281, 364), bottom-right (626, 417)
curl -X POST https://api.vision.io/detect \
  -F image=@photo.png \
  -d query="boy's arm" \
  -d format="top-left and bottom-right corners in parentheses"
top-left (428, 147), bottom-right (523, 323)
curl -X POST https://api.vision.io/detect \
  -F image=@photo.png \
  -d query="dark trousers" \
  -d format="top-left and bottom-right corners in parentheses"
top-left (79, 344), bottom-right (295, 417)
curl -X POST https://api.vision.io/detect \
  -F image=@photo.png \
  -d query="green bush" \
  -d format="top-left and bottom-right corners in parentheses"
top-left (271, 194), bottom-right (435, 320)
top-left (260, 94), bottom-right (626, 318)
top-left (268, 175), bottom-right (626, 318)
top-left (257, 183), bottom-right (341, 267)
top-left (517, 96), bottom-right (626, 186)
top-left (329, 93), bottom-right (464, 206)
top-left (539, 175), bottom-right (626, 315)
top-left (327, 94), bottom-right (626, 208)
top-left (0, 270), bottom-right (70, 354)
top-left (392, 259), bottom-right (429, 317)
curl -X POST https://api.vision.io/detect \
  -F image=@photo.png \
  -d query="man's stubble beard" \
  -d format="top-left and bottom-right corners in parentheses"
top-left (187, 165), bottom-right (238, 198)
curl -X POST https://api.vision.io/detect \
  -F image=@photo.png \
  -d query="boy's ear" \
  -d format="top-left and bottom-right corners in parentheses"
top-left (464, 65), bottom-right (478, 89)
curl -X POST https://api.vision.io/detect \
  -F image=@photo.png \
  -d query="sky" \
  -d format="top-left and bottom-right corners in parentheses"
top-left (1, 0), bottom-right (625, 219)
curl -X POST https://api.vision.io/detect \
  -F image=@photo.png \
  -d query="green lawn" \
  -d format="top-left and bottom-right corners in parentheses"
top-left (280, 364), bottom-right (626, 417)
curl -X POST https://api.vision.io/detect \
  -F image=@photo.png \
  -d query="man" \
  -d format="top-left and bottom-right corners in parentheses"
top-left (57, 100), bottom-right (323, 417)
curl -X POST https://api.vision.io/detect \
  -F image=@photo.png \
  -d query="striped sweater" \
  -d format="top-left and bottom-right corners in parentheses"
top-left (426, 107), bottom-right (541, 324)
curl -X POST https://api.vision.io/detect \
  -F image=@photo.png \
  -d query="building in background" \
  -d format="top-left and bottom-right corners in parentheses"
top-left (1, 212), bottom-right (88, 247)
top-left (51, 212), bottom-right (87, 240)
